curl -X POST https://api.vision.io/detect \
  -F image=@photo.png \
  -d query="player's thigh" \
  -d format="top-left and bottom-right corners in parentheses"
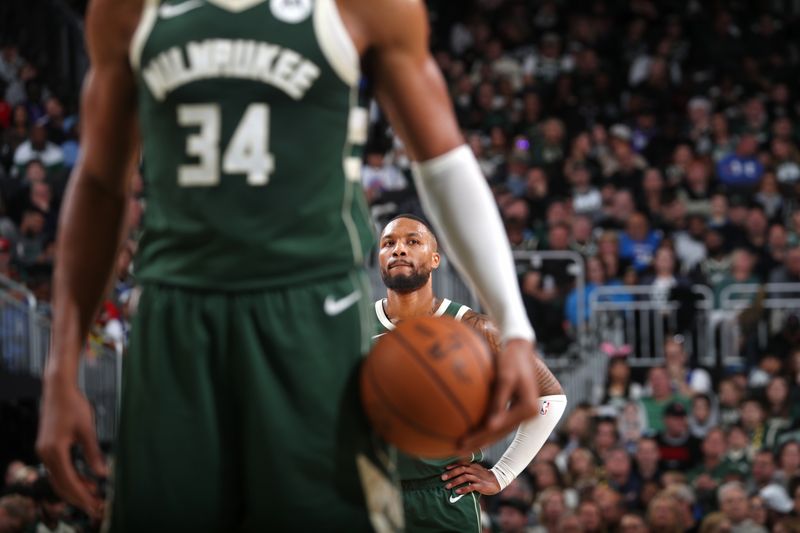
top-left (108, 285), bottom-right (236, 532)
top-left (403, 488), bottom-right (482, 533)
top-left (232, 272), bottom-right (400, 532)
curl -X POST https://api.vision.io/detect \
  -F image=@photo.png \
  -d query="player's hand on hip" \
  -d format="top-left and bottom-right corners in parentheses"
top-left (458, 339), bottom-right (539, 452)
top-left (442, 462), bottom-right (501, 496)
top-left (36, 379), bottom-right (107, 520)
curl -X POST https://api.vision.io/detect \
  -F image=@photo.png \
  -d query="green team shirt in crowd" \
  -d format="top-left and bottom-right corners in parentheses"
top-left (131, 0), bottom-right (373, 290)
top-left (373, 298), bottom-right (485, 481)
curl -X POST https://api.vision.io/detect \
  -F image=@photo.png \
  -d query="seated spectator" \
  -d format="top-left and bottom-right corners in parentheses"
top-left (593, 485), bottom-right (624, 531)
top-left (750, 450), bottom-right (779, 496)
top-left (673, 213), bottom-right (708, 274)
top-left (699, 511), bottom-right (733, 533)
top-left (565, 447), bottom-right (598, 493)
top-left (619, 211), bottom-right (661, 273)
top-left (754, 172), bottom-right (785, 222)
top-left (593, 417), bottom-right (620, 461)
top-left (741, 398), bottom-right (768, 456)
top-left (750, 494), bottom-right (769, 530)
top-left (639, 366), bottom-right (691, 433)
top-left (568, 163), bottom-right (601, 217)
top-left (619, 512), bottom-right (649, 533)
top-left (712, 248), bottom-right (759, 306)
top-left (635, 436), bottom-right (663, 486)
top-left (577, 500), bottom-right (604, 533)
top-left (758, 484), bottom-right (795, 528)
top-left (656, 401), bottom-right (701, 472)
top-left (530, 488), bottom-right (566, 533)
top-left (565, 257), bottom-right (628, 329)
top-left (716, 133), bottom-right (764, 191)
top-left (690, 428), bottom-right (748, 507)
top-left (496, 498), bottom-right (532, 533)
top-left (772, 137), bottom-right (800, 186)
top-left (11, 120), bottom-right (63, 178)
top-left (725, 425), bottom-right (752, 473)
top-left (646, 492), bottom-right (683, 533)
top-left (718, 481), bottom-right (768, 533)
top-left (619, 401), bottom-right (647, 452)
top-left (775, 441), bottom-right (800, 488)
top-left (689, 393), bottom-right (720, 439)
top-left (604, 447), bottom-right (642, 510)
top-left (678, 159), bottom-right (714, 218)
top-left (769, 246), bottom-right (800, 284)
top-left (663, 483), bottom-right (700, 532)
top-left (569, 214), bottom-right (596, 256)
top-left (663, 336), bottom-right (712, 396)
top-left (361, 148), bottom-right (408, 205)
top-left (638, 167), bottom-right (665, 220)
top-left (594, 347), bottom-right (642, 411)
top-left (764, 376), bottom-right (794, 448)
top-left (718, 378), bottom-right (744, 428)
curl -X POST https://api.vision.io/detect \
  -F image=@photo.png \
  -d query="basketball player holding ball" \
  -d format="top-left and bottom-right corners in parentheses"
top-left (376, 215), bottom-right (567, 532)
top-left (38, 0), bottom-right (554, 530)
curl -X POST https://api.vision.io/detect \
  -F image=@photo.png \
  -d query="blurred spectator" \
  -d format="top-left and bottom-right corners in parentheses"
top-left (663, 336), bottom-right (711, 396)
top-left (530, 488), bottom-right (565, 533)
top-left (718, 481), bottom-right (768, 533)
top-left (604, 447), bottom-right (641, 510)
top-left (775, 441), bottom-right (800, 487)
top-left (619, 212), bottom-right (661, 273)
top-left (496, 498), bottom-right (532, 533)
top-left (750, 450), bottom-right (779, 495)
top-left (11, 121), bottom-right (62, 178)
top-left (361, 148), bottom-right (408, 205)
top-left (656, 401), bottom-right (701, 472)
top-left (716, 134), bottom-right (764, 191)
top-left (634, 436), bottom-right (662, 486)
top-left (646, 492), bottom-right (683, 533)
top-left (0, 494), bottom-right (35, 533)
top-left (619, 512), bottom-right (648, 533)
top-left (718, 378), bottom-right (744, 428)
top-left (740, 398), bottom-right (768, 455)
top-left (639, 366), bottom-right (690, 433)
top-left (689, 393), bottom-right (720, 439)
top-left (577, 500), bottom-right (603, 533)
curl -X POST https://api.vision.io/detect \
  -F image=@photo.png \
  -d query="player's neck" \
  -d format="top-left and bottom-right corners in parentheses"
top-left (385, 283), bottom-right (438, 323)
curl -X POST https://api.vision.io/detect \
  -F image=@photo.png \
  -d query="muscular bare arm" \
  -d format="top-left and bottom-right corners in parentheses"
top-left (340, 0), bottom-right (545, 450)
top-left (36, 0), bottom-right (141, 517)
top-left (461, 311), bottom-right (562, 396)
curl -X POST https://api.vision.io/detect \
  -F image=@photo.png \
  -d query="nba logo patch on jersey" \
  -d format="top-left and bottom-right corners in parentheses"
top-left (270, 0), bottom-right (312, 23)
top-left (540, 400), bottom-right (550, 416)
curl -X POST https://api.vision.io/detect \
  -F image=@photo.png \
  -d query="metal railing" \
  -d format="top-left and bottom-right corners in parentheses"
top-left (1, 274), bottom-right (121, 443)
top-left (718, 283), bottom-right (800, 366)
top-left (589, 284), bottom-right (715, 367)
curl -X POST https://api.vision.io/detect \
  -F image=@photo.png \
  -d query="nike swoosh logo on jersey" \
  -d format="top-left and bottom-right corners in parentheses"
top-left (449, 493), bottom-right (465, 504)
top-left (159, 0), bottom-right (204, 18)
top-left (324, 290), bottom-right (361, 316)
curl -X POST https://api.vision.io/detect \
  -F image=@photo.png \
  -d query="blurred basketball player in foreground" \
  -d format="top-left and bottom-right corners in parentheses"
top-left (375, 215), bottom-right (566, 532)
top-left (37, 0), bottom-right (551, 530)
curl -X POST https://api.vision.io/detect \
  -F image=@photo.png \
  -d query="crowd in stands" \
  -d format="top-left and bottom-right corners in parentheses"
top-left (3, 0), bottom-right (800, 531)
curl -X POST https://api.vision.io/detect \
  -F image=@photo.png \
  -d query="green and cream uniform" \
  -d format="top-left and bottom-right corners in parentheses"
top-left (374, 298), bottom-right (484, 533)
top-left (113, 1), bottom-right (402, 531)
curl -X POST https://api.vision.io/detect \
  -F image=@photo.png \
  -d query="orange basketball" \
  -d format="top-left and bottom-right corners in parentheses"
top-left (360, 315), bottom-right (494, 458)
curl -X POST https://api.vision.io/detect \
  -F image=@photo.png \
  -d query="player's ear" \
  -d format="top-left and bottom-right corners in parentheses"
top-left (431, 252), bottom-right (440, 269)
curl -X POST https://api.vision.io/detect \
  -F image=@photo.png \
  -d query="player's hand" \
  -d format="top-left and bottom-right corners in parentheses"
top-left (458, 339), bottom-right (539, 452)
top-left (442, 462), bottom-right (501, 496)
top-left (36, 378), bottom-right (107, 520)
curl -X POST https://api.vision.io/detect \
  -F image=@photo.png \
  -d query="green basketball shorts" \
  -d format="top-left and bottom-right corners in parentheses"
top-left (106, 271), bottom-right (402, 533)
top-left (401, 478), bottom-right (481, 533)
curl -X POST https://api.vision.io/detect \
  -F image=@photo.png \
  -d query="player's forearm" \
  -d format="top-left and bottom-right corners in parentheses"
top-left (411, 146), bottom-right (534, 342)
top-left (490, 395), bottom-right (567, 490)
top-left (48, 173), bottom-right (129, 384)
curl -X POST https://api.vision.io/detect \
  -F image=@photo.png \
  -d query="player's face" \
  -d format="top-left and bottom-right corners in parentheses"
top-left (378, 218), bottom-right (440, 293)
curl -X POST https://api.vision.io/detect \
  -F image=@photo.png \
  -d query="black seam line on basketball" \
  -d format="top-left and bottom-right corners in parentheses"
top-left (391, 330), bottom-right (474, 429)
top-left (366, 359), bottom-right (454, 442)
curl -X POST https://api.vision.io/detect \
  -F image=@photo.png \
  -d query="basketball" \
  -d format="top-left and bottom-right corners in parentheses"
top-left (360, 315), bottom-right (494, 458)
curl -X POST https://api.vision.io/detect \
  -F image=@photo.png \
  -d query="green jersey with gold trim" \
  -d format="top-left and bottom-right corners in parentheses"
top-left (130, 0), bottom-right (372, 290)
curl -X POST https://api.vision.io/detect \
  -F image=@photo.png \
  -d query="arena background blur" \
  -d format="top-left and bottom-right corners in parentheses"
top-left (3, 1), bottom-right (800, 531)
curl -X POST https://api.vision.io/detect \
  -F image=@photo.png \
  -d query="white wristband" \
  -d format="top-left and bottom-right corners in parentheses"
top-left (412, 145), bottom-right (535, 342)
top-left (490, 395), bottom-right (567, 490)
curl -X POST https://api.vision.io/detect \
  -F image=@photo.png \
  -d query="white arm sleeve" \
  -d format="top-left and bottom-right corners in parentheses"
top-left (412, 145), bottom-right (534, 342)
top-left (490, 395), bottom-right (567, 490)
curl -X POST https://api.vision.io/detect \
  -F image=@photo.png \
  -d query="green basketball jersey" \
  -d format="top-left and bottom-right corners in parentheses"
top-left (372, 298), bottom-right (484, 481)
top-left (130, 0), bottom-right (373, 290)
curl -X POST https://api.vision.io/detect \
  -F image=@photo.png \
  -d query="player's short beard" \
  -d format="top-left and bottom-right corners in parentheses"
top-left (382, 267), bottom-right (431, 293)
